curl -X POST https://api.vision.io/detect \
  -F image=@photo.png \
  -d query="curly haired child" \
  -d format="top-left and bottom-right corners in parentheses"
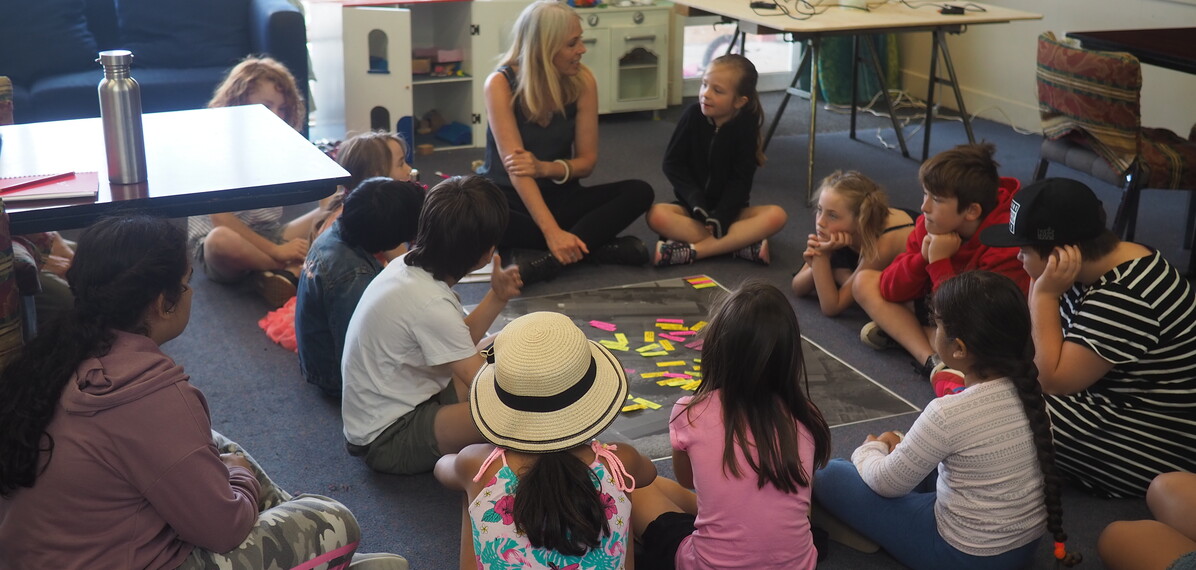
top-left (189, 56), bottom-right (320, 308)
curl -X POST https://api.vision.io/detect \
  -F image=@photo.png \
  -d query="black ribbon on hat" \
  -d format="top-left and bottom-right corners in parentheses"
top-left (493, 355), bottom-right (598, 413)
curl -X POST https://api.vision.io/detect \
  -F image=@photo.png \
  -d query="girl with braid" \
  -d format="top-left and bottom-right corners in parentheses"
top-left (813, 270), bottom-right (1081, 569)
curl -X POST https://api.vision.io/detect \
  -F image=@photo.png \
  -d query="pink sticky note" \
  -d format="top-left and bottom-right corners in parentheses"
top-left (671, 330), bottom-right (696, 336)
top-left (656, 318), bottom-right (685, 324)
top-left (589, 320), bottom-right (617, 331)
top-left (663, 372), bottom-right (693, 379)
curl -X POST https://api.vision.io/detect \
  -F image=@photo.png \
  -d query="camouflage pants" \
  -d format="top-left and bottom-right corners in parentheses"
top-left (176, 432), bottom-right (360, 570)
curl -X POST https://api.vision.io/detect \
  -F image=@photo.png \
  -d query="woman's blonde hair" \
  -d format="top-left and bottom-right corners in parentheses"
top-left (336, 131), bottom-right (410, 191)
top-left (208, 56), bottom-right (306, 132)
top-left (816, 170), bottom-right (890, 262)
top-left (499, 0), bottom-right (585, 126)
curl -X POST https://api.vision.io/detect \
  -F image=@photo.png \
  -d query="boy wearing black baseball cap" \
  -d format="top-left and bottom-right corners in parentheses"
top-left (981, 177), bottom-right (1196, 499)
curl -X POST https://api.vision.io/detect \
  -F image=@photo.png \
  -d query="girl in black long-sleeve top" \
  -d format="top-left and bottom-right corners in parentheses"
top-left (649, 54), bottom-right (787, 266)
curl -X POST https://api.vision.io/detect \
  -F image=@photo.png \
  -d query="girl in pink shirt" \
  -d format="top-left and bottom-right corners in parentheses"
top-left (631, 280), bottom-right (832, 569)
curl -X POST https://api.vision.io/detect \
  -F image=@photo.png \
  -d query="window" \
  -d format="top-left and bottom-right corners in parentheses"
top-left (681, 16), bottom-right (801, 94)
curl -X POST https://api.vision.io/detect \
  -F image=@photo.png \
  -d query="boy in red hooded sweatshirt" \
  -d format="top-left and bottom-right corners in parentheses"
top-left (853, 143), bottom-right (1027, 386)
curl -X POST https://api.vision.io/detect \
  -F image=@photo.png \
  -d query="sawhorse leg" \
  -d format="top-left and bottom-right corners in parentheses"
top-left (922, 27), bottom-right (975, 161)
top-left (726, 25), bottom-right (743, 56)
top-left (763, 38), bottom-right (812, 151)
top-left (762, 38), bottom-right (820, 203)
top-left (849, 35), bottom-right (910, 158)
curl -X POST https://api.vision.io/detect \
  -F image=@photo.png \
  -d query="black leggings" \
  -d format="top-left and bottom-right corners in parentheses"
top-left (498, 179), bottom-right (654, 251)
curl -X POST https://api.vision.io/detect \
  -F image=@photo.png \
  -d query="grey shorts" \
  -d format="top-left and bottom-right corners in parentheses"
top-left (192, 223), bottom-right (285, 283)
top-left (355, 383), bottom-right (459, 475)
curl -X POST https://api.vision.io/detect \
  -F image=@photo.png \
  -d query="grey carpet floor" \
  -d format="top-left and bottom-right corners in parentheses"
top-left (160, 95), bottom-right (1179, 567)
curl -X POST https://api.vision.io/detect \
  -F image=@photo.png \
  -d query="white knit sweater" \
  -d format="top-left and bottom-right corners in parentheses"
top-left (852, 378), bottom-right (1047, 556)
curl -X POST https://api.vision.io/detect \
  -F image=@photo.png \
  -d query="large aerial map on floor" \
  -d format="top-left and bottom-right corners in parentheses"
top-left (484, 276), bottom-right (919, 458)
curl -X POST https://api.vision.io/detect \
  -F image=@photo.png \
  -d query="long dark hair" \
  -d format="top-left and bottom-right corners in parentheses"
top-left (0, 216), bottom-right (188, 497)
top-left (512, 450), bottom-right (610, 556)
top-left (683, 280), bottom-right (831, 493)
top-left (933, 271), bottom-right (1081, 566)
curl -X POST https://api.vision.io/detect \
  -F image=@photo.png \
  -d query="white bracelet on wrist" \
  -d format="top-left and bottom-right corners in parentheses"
top-left (552, 159), bottom-right (571, 185)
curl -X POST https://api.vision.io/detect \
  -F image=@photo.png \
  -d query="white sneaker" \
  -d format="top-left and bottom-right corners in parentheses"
top-left (859, 321), bottom-right (900, 351)
top-left (349, 553), bottom-right (409, 570)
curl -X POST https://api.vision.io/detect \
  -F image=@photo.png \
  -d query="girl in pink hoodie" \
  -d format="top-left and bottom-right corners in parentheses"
top-left (0, 215), bottom-right (402, 569)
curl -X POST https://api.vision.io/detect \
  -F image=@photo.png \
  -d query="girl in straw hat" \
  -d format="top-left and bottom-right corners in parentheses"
top-left (436, 311), bottom-right (656, 569)
top-left (630, 280), bottom-right (832, 570)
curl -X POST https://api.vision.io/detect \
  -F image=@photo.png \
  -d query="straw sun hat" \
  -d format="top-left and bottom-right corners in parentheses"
top-left (471, 311), bottom-right (628, 453)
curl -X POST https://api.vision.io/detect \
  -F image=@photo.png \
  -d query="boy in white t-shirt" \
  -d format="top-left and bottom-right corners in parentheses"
top-left (341, 175), bottom-right (523, 475)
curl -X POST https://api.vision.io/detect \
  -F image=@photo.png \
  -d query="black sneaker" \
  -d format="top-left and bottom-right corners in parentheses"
top-left (653, 240), bottom-right (697, 267)
top-left (516, 252), bottom-right (563, 286)
top-left (732, 239), bottom-right (771, 265)
top-left (912, 353), bottom-right (945, 380)
top-left (588, 235), bottom-right (649, 266)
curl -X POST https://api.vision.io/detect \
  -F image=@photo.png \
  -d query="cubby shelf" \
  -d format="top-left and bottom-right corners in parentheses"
top-left (310, 0), bottom-right (671, 151)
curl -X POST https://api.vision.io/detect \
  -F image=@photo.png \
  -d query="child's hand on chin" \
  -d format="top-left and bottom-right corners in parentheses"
top-left (923, 232), bottom-right (962, 263)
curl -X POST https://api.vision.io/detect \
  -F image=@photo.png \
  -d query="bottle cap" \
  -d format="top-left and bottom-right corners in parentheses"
top-left (97, 50), bottom-right (134, 66)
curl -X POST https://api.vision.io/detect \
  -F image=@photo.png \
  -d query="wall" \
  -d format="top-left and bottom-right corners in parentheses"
top-left (898, 0), bottom-right (1196, 133)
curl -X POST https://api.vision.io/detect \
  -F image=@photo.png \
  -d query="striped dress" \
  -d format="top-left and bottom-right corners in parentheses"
top-left (1047, 250), bottom-right (1196, 498)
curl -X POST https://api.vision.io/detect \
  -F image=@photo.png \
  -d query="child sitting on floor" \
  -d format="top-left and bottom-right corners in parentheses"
top-left (792, 170), bottom-right (917, 316)
top-left (0, 215), bottom-right (408, 569)
top-left (814, 271), bottom-right (1080, 570)
top-left (631, 280), bottom-right (831, 569)
top-left (314, 130), bottom-right (418, 241)
top-left (980, 177), bottom-right (1196, 498)
top-left (435, 311), bottom-right (656, 569)
top-left (650, 54), bottom-right (787, 267)
top-left (852, 142), bottom-right (1026, 382)
top-left (295, 177), bottom-right (424, 398)
top-left (1100, 471), bottom-right (1196, 570)
top-left (258, 130), bottom-right (421, 350)
top-left (188, 56), bottom-right (322, 308)
top-left (340, 175), bottom-right (521, 476)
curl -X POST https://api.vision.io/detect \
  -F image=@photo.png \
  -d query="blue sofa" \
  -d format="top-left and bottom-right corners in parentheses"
top-left (0, 0), bottom-right (307, 132)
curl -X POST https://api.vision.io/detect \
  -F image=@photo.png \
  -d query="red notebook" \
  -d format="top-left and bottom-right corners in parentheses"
top-left (0, 172), bottom-right (100, 203)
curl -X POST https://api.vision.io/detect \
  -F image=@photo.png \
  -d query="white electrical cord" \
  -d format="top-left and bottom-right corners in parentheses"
top-left (819, 88), bottom-right (1038, 149)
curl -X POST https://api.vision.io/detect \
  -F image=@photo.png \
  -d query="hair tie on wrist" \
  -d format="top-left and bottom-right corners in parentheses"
top-left (552, 159), bottom-right (571, 185)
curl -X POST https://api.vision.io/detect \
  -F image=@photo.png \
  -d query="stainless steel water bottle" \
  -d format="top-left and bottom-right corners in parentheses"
top-left (97, 50), bottom-right (147, 184)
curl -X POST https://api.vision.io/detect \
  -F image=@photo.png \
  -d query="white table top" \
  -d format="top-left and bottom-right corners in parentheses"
top-left (0, 105), bottom-right (348, 233)
top-left (672, 0), bottom-right (1041, 35)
